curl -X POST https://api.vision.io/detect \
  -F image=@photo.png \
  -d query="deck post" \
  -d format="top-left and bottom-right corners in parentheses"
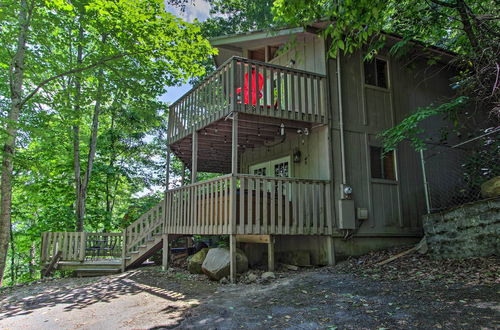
top-left (164, 147), bottom-right (171, 230)
top-left (162, 234), bottom-right (169, 271)
top-left (181, 163), bottom-right (186, 186)
top-left (326, 235), bottom-right (336, 266)
top-left (79, 232), bottom-right (86, 262)
top-left (229, 111), bottom-right (238, 283)
top-left (229, 234), bottom-right (237, 283)
top-left (121, 229), bottom-right (127, 272)
top-left (267, 235), bottom-right (275, 272)
top-left (191, 131), bottom-right (198, 184)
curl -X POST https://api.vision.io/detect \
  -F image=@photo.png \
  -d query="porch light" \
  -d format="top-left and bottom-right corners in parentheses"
top-left (280, 123), bottom-right (285, 136)
top-left (293, 150), bottom-right (301, 163)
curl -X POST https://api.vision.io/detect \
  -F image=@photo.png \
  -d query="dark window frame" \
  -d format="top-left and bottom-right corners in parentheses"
top-left (370, 146), bottom-right (396, 181)
top-left (363, 57), bottom-right (389, 89)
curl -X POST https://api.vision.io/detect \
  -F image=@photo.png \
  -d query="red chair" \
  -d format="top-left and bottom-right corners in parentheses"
top-left (236, 70), bottom-right (264, 105)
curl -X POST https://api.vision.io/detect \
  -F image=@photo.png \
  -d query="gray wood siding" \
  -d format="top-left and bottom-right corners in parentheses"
top-left (240, 126), bottom-right (330, 180)
top-left (269, 35), bottom-right (326, 75)
top-left (329, 48), bottom-right (456, 235)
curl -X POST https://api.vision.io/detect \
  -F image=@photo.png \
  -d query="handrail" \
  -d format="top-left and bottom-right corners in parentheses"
top-left (168, 56), bottom-right (328, 144)
top-left (234, 56), bottom-right (327, 78)
top-left (40, 231), bottom-right (124, 263)
top-left (164, 174), bottom-right (332, 235)
top-left (166, 174), bottom-right (233, 192)
top-left (170, 56), bottom-right (237, 108)
top-left (126, 200), bottom-right (164, 229)
top-left (235, 173), bottom-right (329, 184)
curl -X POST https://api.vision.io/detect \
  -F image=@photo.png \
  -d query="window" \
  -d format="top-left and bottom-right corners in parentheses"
top-left (274, 161), bottom-right (289, 177)
top-left (253, 167), bottom-right (266, 176)
top-left (370, 146), bottom-right (396, 180)
top-left (267, 44), bottom-right (283, 61)
top-left (364, 58), bottom-right (388, 88)
top-left (249, 156), bottom-right (291, 178)
top-left (248, 47), bottom-right (266, 62)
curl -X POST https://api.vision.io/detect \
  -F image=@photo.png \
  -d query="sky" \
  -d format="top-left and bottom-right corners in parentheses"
top-left (160, 0), bottom-right (212, 105)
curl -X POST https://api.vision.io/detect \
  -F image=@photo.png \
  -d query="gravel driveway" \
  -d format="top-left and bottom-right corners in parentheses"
top-left (0, 266), bottom-right (498, 329)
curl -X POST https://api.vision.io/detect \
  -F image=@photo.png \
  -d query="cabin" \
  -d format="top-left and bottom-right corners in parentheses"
top-left (40, 23), bottom-right (457, 281)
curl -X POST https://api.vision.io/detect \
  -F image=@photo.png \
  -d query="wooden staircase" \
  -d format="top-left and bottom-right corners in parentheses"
top-left (123, 200), bottom-right (165, 270)
top-left (40, 200), bottom-right (167, 276)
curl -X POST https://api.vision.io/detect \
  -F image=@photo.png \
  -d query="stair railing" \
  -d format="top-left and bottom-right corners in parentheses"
top-left (124, 200), bottom-right (164, 254)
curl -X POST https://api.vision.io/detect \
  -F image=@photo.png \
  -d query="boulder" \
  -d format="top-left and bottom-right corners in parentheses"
top-left (246, 272), bottom-right (258, 283)
top-left (187, 248), bottom-right (209, 274)
top-left (279, 250), bottom-right (311, 266)
top-left (481, 176), bottom-right (500, 198)
top-left (261, 272), bottom-right (275, 281)
top-left (201, 248), bottom-right (248, 280)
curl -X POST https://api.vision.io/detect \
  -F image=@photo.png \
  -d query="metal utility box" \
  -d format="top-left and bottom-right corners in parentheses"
top-left (338, 199), bottom-right (356, 229)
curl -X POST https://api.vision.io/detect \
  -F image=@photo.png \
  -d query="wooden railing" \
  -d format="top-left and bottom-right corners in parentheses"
top-left (168, 56), bottom-right (327, 143)
top-left (41, 232), bottom-right (124, 263)
top-left (41, 174), bottom-right (332, 266)
top-left (124, 201), bottom-right (164, 253)
top-left (165, 174), bottom-right (332, 235)
top-left (165, 174), bottom-right (233, 235)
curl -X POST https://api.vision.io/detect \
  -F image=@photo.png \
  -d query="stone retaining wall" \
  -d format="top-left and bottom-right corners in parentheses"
top-left (423, 198), bottom-right (499, 258)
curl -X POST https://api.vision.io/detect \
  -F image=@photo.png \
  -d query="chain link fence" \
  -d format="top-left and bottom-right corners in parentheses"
top-left (420, 128), bottom-right (500, 213)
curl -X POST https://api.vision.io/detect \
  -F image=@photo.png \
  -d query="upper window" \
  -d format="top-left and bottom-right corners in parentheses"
top-left (364, 58), bottom-right (388, 88)
top-left (370, 146), bottom-right (396, 180)
top-left (248, 47), bottom-right (266, 62)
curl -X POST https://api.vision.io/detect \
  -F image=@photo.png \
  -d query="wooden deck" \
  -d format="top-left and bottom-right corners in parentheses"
top-left (41, 174), bottom-right (332, 276)
top-left (168, 56), bottom-right (328, 145)
top-left (165, 174), bottom-right (332, 235)
top-left (40, 58), bottom-right (332, 280)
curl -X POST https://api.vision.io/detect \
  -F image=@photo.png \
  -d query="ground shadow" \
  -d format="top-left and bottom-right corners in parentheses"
top-left (0, 267), bottom-right (209, 327)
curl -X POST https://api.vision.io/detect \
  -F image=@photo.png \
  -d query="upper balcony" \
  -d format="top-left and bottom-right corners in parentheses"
top-left (167, 56), bottom-right (328, 144)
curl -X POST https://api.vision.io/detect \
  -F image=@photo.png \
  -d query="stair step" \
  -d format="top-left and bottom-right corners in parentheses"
top-left (130, 251), bottom-right (139, 254)
top-left (75, 267), bottom-right (121, 272)
top-left (74, 268), bottom-right (121, 277)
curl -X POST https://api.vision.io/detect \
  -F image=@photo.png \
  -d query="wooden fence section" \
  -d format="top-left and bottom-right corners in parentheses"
top-left (41, 232), bottom-right (124, 263)
top-left (125, 201), bottom-right (164, 254)
top-left (165, 174), bottom-right (232, 235)
top-left (164, 174), bottom-right (332, 235)
top-left (235, 174), bottom-right (332, 235)
top-left (168, 57), bottom-right (327, 143)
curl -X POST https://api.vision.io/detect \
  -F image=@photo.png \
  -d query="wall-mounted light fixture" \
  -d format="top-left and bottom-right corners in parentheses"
top-left (293, 150), bottom-right (302, 163)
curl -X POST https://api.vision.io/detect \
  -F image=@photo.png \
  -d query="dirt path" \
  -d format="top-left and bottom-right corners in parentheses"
top-left (0, 266), bottom-right (498, 329)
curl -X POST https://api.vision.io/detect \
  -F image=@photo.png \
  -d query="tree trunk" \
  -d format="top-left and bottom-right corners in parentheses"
top-left (29, 241), bottom-right (36, 278)
top-left (74, 22), bottom-right (85, 232)
top-left (74, 34), bottom-right (107, 231)
top-left (0, 0), bottom-right (31, 286)
top-left (455, 0), bottom-right (480, 53)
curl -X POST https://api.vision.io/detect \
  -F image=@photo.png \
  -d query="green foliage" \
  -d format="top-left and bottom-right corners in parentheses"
top-left (273, 0), bottom-right (388, 57)
top-left (1, 0), bottom-right (215, 285)
top-left (203, 0), bottom-right (275, 37)
top-left (273, 0), bottom-right (499, 149)
top-left (379, 97), bottom-right (468, 152)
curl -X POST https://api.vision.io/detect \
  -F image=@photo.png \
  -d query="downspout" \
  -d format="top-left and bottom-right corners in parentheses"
top-left (336, 52), bottom-right (348, 191)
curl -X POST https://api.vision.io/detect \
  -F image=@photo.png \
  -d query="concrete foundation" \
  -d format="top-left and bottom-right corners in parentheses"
top-left (240, 235), bottom-right (421, 266)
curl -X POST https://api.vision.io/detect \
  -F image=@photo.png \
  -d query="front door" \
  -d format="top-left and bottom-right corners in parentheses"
top-left (249, 156), bottom-right (292, 199)
top-left (249, 156), bottom-right (291, 178)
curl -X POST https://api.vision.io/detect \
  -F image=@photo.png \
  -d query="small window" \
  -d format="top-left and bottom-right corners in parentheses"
top-left (249, 48), bottom-right (266, 62)
top-left (267, 44), bottom-right (282, 61)
top-left (364, 58), bottom-right (388, 88)
top-left (370, 146), bottom-right (396, 180)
